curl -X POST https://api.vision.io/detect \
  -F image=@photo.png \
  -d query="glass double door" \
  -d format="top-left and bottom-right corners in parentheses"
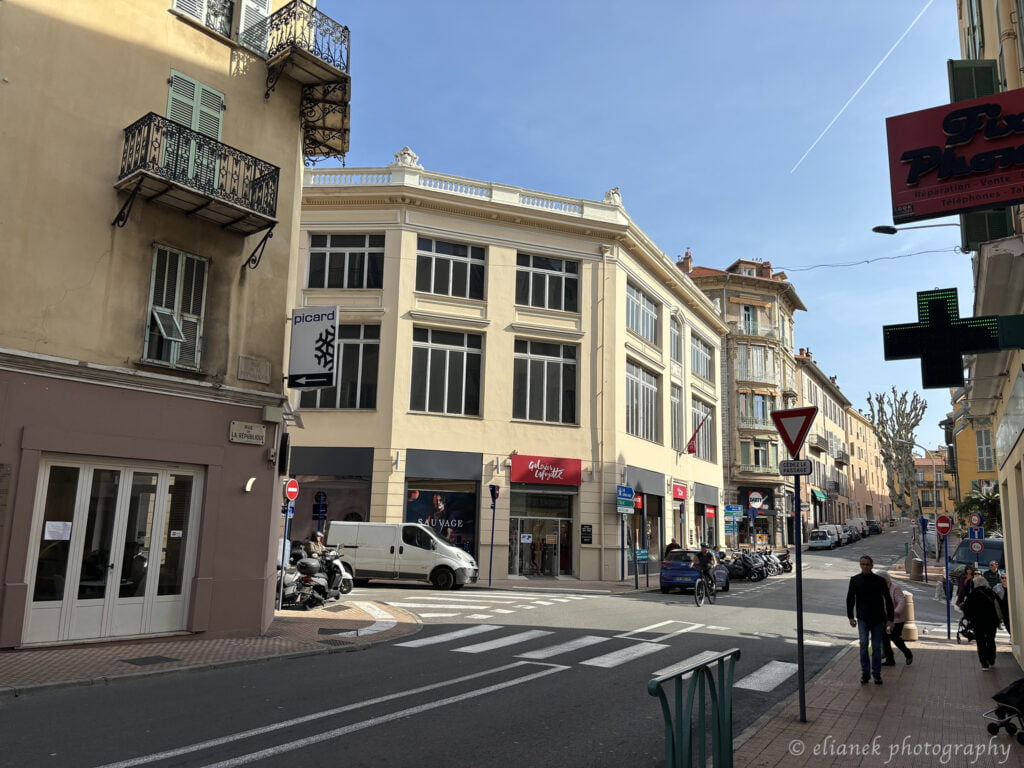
top-left (509, 517), bottom-right (571, 577)
top-left (25, 459), bottom-right (201, 645)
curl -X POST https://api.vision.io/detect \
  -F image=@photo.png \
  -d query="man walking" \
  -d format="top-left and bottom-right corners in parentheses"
top-left (846, 555), bottom-right (895, 685)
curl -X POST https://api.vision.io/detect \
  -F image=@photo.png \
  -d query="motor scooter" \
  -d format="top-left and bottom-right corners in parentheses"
top-left (321, 549), bottom-right (354, 598)
top-left (277, 558), bottom-right (329, 610)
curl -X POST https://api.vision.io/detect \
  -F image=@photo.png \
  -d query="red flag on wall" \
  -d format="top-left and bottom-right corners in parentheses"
top-left (686, 415), bottom-right (710, 454)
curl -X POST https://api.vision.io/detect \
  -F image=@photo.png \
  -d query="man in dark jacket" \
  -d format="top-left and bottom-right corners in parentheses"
top-left (964, 574), bottom-right (1003, 669)
top-left (847, 555), bottom-right (895, 685)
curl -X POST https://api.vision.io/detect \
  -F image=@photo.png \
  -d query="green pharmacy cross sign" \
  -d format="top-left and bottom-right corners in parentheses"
top-left (883, 288), bottom-right (1024, 389)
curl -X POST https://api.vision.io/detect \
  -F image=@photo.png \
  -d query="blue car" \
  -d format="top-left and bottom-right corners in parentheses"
top-left (659, 550), bottom-right (730, 594)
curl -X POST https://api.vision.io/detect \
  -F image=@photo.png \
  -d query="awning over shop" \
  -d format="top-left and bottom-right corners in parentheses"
top-left (811, 489), bottom-right (828, 501)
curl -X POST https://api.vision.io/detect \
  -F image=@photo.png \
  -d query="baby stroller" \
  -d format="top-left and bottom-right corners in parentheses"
top-left (957, 615), bottom-right (975, 644)
top-left (984, 677), bottom-right (1024, 745)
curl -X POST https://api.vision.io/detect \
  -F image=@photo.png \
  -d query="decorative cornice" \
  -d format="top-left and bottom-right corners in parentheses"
top-left (0, 349), bottom-right (284, 409)
top-left (406, 310), bottom-right (491, 329)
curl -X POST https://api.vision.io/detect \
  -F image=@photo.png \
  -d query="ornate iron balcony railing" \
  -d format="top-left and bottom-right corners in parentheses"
top-left (250, 0), bottom-right (350, 74)
top-left (117, 113), bottom-right (279, 220)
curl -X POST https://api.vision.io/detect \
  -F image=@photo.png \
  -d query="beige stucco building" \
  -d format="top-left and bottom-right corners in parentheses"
top-left (682, 259), bottom-right (805, 548)
top-left (0, 0), bottom-right (350, 647)
top-left (794, 350), bottom-right (852, 529)
top-left (288, 151), bottom-right (727, 582)
top-left (847, 408), bottom-right (892, 524)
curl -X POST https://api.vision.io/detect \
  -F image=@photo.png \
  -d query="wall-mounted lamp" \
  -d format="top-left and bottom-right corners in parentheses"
top-left (244, 477), bottom-right (256, 493)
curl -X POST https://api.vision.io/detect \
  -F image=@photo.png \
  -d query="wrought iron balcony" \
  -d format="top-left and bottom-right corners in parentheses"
top-left (835, 450), bottom-right (850, 465)
top-left (807, 433), bottom-right (828, 452)
top-left (737, 416), bottom-right (775, 430)
top-left (248, 0), bottom-right (352, 160)
top-left (740, 463), bottom-right (780, 476)
top-left (113, 113), bottom-right (279, 235)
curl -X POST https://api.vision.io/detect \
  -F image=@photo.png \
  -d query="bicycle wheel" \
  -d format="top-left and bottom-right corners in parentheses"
top-left (694, 579), bottom-right (706, 607)
top-left (706, 577), bottom-right (717, 605)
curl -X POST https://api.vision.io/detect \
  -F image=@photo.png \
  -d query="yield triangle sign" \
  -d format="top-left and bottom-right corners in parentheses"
top-left (771, 407), bottom-right (818, 459)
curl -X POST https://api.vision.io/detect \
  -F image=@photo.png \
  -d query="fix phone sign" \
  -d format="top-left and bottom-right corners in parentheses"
top-left (287, 306), bottom-right (339, 389)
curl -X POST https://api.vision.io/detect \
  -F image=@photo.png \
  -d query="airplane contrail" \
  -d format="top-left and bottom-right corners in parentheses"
top-left (790, 0), bottom-right (937, 174)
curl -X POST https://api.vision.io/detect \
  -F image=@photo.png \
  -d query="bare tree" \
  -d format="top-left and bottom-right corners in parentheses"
top-left (866, 388), bottom-right (927, 519)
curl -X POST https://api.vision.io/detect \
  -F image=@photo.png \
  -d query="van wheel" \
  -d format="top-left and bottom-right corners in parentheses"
top-left (431, 568), bottom-right (456, 590)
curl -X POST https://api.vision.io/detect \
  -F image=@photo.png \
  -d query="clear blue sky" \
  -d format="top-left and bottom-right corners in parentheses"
top-left (318, 0), bottom-right (965, 450)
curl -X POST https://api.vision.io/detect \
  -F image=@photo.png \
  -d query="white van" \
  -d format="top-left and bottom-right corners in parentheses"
top-left (325, 521), bottom-right (479, 590)
top-left (822, 524), bottom-right (845, 546)
top-left (807, 529), bottom-right (836, 550)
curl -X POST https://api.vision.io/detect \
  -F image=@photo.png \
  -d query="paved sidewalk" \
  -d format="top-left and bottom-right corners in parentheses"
top-left (0, 600), bottom-right (421, 696)
top-left (734, 625), bottom-right (1024, 766)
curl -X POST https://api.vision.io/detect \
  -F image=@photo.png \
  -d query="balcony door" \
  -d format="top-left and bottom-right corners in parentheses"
top-left (24, 459), bottom-right (202, 645)
top-left (165, 71), bottom-right (224, 192)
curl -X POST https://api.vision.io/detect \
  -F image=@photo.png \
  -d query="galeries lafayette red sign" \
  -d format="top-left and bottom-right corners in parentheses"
top-left (510, 455), bottom-right (582, 485)
top-left (885, 88), bottom-right (1024, 223)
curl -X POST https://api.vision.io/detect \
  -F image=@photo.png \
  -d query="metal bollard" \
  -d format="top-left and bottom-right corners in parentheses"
top-left (902, 591), bottom-right (919, 641)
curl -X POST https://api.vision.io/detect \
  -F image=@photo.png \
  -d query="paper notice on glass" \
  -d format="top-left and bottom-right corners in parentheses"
top-left (44, 521), bottom-right (72, 540)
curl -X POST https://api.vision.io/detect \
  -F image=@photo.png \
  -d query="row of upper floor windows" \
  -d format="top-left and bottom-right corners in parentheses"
top-left (304, 232), bottom-right (720, 378)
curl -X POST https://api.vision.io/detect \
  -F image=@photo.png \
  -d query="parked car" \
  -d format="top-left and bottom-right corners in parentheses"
top-left (843, 525), bottom-right (860, 543)
top-left (807, 529), bottom-right (837, 550)
top-left (950, 538), bottom-right (1004, 579)
top-left (659, 550), bottom-right (730, 593)
top-left (866, 520), bottom-right (882, 535)
top-left (821, 524), bottom-right (846, 546)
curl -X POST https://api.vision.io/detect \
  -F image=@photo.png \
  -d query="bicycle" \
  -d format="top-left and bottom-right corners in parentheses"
top-left (694, 570), bottom-right (717, 607)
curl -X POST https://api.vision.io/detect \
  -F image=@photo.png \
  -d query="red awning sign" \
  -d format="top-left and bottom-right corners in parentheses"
top-left (510, 455), bottom-right (582, 485)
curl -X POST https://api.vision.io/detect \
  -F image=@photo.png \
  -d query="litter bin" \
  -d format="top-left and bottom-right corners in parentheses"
top-left (909, 558), bottom-right (923, 581)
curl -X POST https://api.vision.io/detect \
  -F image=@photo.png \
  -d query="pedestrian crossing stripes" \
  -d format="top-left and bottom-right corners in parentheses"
top-left (383, 590), bottom-right (598, 620)
top-left (395, 625), bottom-right (821, 691)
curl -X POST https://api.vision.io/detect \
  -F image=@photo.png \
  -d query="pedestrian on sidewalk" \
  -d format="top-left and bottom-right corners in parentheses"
top-left (846, 555), bottom-right (895, 685)
top-left (879, 570), bottom-right (913, 666)
top-left (956, 564), bottom-right (978, 610)
top-left (963, 574), bottom-right (1003, 670)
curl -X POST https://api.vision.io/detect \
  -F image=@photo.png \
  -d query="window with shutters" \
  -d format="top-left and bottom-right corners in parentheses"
top-left (171, 0), bottom-right (269, 53)
top-left (166, 72), bottom-right (224, 193)
top-left (977, 428), bottom-right (994, 472)
top-left (145, 246), bottom-right (208, 370)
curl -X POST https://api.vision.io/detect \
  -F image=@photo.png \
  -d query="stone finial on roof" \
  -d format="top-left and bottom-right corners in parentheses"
top-left (603, 187), bottom-right (622, 206)
top-left (390, 146), bottom-right (423, 169)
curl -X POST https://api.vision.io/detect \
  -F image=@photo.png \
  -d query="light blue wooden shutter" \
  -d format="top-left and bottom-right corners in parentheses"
top-left (239, 0), bottom-right (271, 55)
top-left (166, 71), bottom-right (223, 192)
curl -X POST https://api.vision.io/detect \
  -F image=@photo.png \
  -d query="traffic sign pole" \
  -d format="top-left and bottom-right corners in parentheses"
top-left (944, 532), bottom-right (951, 640)
top-left (793, 455), bottom-right (806, 723)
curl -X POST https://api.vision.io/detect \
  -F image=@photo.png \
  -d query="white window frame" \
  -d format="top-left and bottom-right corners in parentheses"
top-left (415, 237), bottom-right (486, 300)
top-left (669, 317), bottom-right (682, 362)
top-left (144, 245), bottom-right (208, 370)
top-left (690, 398), bottom-right (715, 461)
top-left (512, 339), bottom-right (578, 424)
top-left (515, 254), bottom-right (579, 313)
top-left (626, 284), bottom-right (659, 345)
top-left (299, 324), bottom-right (380, 410)
top-left (307, 233), bottom-right (385, 289)
top-left (691, 334), bottom-right (714, 382)
top-left (409, 327), bottom-right (482, 416)
top-left (172, 0), bottom-right (269, 52)
top-left (671, 384), bottom-right (683, 451)
top-left (626, 359), bottom-right (659, 442)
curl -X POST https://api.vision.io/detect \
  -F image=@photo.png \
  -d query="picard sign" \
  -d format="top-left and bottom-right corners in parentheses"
top-left (885, 88), bottom-right (1024, 224)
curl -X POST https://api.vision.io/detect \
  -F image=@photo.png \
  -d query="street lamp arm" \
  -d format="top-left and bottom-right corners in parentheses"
top-left (871, 223), bottom-right (962, 235)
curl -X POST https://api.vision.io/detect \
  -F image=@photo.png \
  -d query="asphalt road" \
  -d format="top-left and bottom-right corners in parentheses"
top-left (0, 528), bottom-right (919, 768)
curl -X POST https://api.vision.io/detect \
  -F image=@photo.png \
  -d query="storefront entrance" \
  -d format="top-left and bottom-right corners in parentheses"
top-left (24, 458), bottom-right (202, 645)
top-left (508, 517), bottom-right (571, 577)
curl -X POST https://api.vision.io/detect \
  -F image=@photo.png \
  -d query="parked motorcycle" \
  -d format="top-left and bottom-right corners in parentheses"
top-left (774, 550), bottom-right (793, 573)
top-left (278, 557), bottom-right (330, 610)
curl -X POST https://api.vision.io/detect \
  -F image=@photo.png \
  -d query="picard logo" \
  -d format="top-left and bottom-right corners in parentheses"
top-left (294, 309), bottom-right (336, 325)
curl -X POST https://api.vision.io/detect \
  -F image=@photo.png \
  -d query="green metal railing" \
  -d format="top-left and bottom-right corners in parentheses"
top-left (647, 648), bottom-right (741, 768)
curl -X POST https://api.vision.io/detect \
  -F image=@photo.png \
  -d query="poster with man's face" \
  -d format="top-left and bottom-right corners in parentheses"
top-left (405, 489), bottom-right (477, 556)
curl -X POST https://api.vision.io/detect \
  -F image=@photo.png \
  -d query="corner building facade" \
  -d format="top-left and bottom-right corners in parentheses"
top-left (290, 151), bottom-right (727, 582)
top-left (0, 0), bottom-right (351, 647)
